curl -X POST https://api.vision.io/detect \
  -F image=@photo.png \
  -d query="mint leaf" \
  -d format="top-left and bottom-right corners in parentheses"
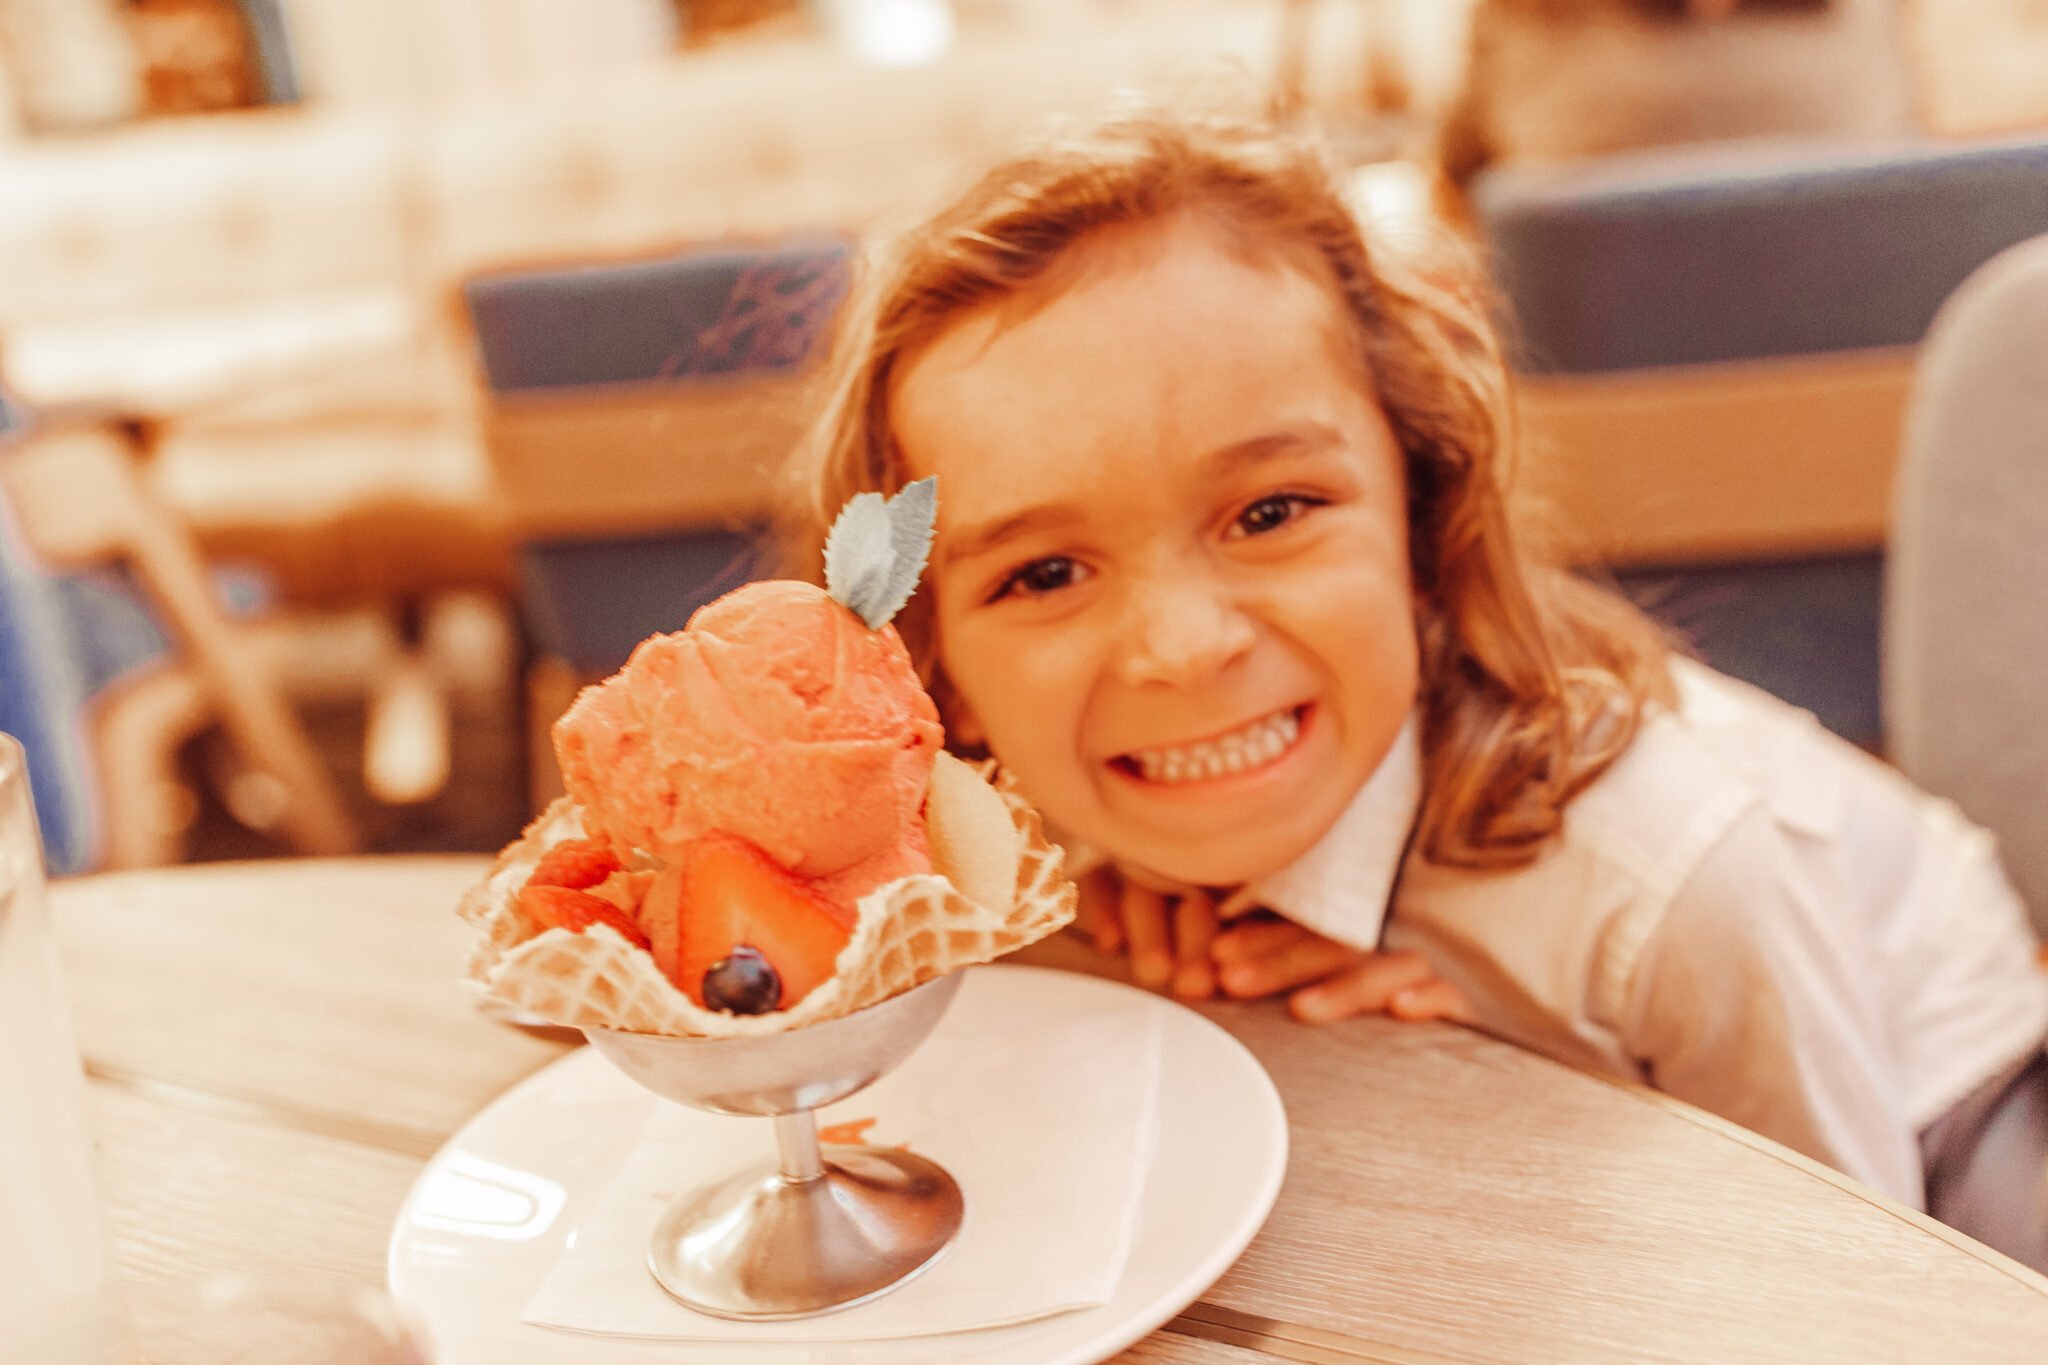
top-left (823, 477), bottom-right (937, 629)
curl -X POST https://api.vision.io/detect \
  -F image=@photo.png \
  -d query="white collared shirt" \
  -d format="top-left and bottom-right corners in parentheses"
top-left (1069, 659), bottom-right (2048, 1208)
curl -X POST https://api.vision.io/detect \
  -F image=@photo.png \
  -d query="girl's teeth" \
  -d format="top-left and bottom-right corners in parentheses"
top-left (1129, 709), bottom-right (1300, 785)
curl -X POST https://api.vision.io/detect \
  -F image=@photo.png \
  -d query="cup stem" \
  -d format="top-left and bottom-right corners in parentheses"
top-left (773, 1110), bottom-right (825, 1183)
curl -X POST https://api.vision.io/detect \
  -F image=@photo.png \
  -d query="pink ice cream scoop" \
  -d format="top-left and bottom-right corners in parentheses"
top-left (553, 580), bottom-right (944, 885)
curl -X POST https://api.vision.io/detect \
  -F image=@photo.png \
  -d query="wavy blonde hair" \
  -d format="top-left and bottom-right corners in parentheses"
top-left (782, 101), bottom-right (1673, 870)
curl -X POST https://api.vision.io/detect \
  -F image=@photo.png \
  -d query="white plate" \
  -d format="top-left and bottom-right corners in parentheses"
top-left (388, 964), bottom-right (1286, 1364)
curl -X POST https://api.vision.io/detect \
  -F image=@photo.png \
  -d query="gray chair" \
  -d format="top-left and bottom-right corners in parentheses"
top-left (1884, 232), bottom-right (2048, 938)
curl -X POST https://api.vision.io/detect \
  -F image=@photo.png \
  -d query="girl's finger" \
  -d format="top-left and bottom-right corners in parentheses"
top-left (1288, 951), bottom-right (1438, 1024)
top-left (1211, 917), bottom-right (1314, 965)
top-left (1171, 890), bottom-right (1218, 998)
top-left (1072, 871), bottom-right (1123, 954)
top-left (1218, 931), bottom-right (1358, 999)
top-left (1120, 883), bottom-right (1174, 989)
top-left (1387, 977), bottom-right (1473, 1024)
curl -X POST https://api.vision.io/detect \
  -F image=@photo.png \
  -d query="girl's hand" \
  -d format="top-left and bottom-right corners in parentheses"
top-left (1072, 870), bottom-right (1467, 1021)
top-left (1211, 919), bottom-right (1470, 1025)
top-left (1072, 868), bottom-right (1220, 999)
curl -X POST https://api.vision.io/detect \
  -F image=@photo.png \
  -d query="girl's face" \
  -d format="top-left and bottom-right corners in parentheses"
top-left (893, 215), bottom-right (1418, 886)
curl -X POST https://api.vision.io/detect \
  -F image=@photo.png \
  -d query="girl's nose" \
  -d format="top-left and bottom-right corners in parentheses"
top-left (1114, 575), bottom-right (1256, 690)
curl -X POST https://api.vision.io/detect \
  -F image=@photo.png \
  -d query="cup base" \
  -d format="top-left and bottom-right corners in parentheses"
top-left (648, 1146), bottom-right (964, 1320)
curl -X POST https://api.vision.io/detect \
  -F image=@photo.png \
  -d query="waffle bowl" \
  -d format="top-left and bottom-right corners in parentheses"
top-left (458, 754), bottom-right (1074, 1038)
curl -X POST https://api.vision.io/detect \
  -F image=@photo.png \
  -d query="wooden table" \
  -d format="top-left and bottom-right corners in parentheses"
top-left (53, 857), bottom-right (2048, 1363)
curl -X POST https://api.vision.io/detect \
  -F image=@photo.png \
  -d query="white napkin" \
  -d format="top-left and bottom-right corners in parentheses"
top-left (522, 972), bottom-right (1163, 1342)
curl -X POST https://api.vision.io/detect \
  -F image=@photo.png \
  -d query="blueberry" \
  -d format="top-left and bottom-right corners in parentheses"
top-left (702, 945), bottom-right (782, 1014)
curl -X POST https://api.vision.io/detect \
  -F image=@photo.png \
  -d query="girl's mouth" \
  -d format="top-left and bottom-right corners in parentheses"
top-left (1109, 705), bottom-right (1310, 786)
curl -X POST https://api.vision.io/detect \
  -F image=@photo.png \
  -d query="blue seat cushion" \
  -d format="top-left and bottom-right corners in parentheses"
top-left (1, 528), bottom-right (101, 875)
top-left (1475, 134), bottom-right (2048, 374)
top-left (1614, 551), bottom-right (1884, 749)
top-left (464, 239), bottom-right (853, 394)
top-left (519, 527), bottom-right (769, 678)
top-left (2, 488), bottom-right (276, 875)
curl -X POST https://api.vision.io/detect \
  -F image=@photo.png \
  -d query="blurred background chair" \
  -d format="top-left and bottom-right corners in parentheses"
top-left (1472, 129), bottom-right (2048, 749)
top-left (459, 235), bottom-right (853, 801)
top-left (122, 311), bottom-right (522, 817)
top-left (0, 400), bottom-right (359, 872)
top-left (1884, 231), bottom-right (2048, 938)
top-left (0, 101), bottom-right (523, 825)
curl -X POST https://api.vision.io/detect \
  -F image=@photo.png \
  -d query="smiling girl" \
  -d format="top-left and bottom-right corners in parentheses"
top-left (782, 102), bottom-right (2048, 1270)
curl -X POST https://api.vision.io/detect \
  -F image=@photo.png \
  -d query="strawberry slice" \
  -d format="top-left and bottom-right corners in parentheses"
top-left (652, 833), bottom-right (855, 1012)
top-left (586, 868), bottom-right (653, 918)
top-left (530, 839), bottom-right (622, 891)
top-left (521, 884), bottom-right (651, 949)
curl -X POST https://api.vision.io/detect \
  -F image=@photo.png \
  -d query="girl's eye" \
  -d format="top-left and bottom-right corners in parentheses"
top-left (990, 555), bottom-right (1084, 602)
top-left (1230, 493), bottom-right (1324, 539)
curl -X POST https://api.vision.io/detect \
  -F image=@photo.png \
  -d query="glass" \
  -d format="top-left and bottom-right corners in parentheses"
top-left (0, 733), bottom-right (134, 1362)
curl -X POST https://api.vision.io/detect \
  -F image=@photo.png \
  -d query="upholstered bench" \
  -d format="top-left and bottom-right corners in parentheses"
top-left (461, 238), bottom-right (852, 800)
top-left (1473, 131), bottom-right (2048, 746)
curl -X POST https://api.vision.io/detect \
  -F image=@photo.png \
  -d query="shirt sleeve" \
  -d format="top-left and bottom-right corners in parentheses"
top-left (1612, 804), bottom-right (1926, 1206)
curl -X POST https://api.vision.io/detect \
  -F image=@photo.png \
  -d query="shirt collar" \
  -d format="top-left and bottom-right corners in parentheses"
top-left (1054, 711), bottom-right (1423, 952)
top-left (1222, 711), bottom-right (1421, 949)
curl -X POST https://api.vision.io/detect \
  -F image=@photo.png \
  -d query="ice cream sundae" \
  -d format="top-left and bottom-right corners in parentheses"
top-left (459, 480), bottom-right (1076, 1036)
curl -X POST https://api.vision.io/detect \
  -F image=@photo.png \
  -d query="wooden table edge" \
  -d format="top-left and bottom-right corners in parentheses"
top-left (1592, 1067), bottom-right (2048, 1297)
